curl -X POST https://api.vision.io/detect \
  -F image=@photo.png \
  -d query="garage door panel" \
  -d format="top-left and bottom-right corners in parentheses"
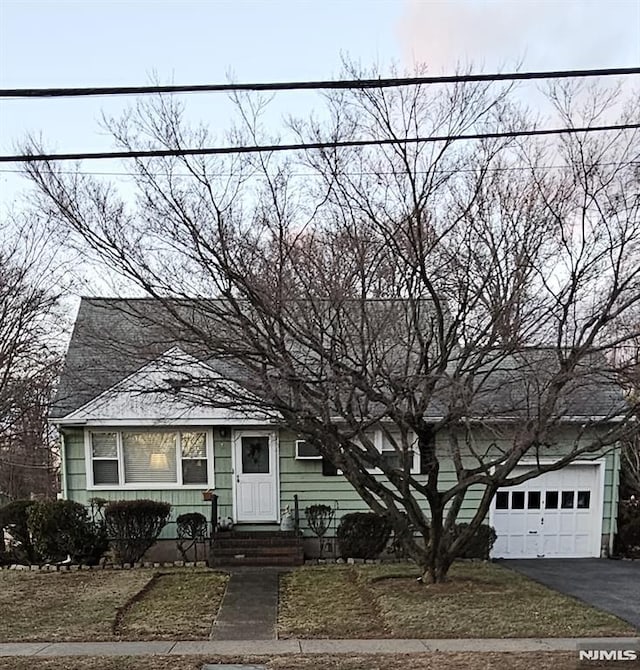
top-left (491, 464), bottom-right (601, 559)
top-left (509, 535), bottom-right (525, 555)
top-left (542, 535), bottom-right (558, 554)
top-left (559, 534), bottom-right (576, 554)
top-left (575, 470), bottom-right (594, 486)
top-left (575, 514), bottom-right (592, 532)
top-left (544, 473), bottom-right (562, 488)
top-left (575, 534), bottom-right (591, 554)
top-left (524, 533), bottom-right (539, 555)
top-left (559, 514), bottom-right (576, 533)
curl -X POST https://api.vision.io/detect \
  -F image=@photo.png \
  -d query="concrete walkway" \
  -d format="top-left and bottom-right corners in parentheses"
top-left (210, 567), bottom-right (285, 640)
top-left (1, 637), bottom-right (638, 657)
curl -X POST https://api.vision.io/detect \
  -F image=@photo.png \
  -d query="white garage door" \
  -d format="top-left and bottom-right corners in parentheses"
top-left (491, 463), bottom-right (603, 559)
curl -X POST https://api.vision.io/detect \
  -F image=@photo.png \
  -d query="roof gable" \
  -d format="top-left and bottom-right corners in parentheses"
top-left (59, 346), bottom-right (271, 424)
top-left (52, 298), bottom-right (215, 418)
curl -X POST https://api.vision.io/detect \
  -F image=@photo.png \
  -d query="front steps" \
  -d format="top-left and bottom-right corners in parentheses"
top-left (209, 530), bottom-right (304, 566)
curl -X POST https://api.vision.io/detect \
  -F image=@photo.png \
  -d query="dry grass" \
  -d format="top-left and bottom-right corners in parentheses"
top-left (0, 570), bottom-right (152, 642)
top-left (278, 562), bottom-right (638, 639)
top-left (278, 564), bottom-right (388, 637)
top-left (0, 653), bottom-right (613, 670)
top-left (0, 568), bottom-right (228, 643)
top-left (117, 571), bottom-right (228, 639)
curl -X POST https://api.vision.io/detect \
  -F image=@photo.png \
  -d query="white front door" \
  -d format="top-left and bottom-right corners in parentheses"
top-left (491, 463), bottom-right (602, 559)
top-left (233, 430), bottom-right (279, 523)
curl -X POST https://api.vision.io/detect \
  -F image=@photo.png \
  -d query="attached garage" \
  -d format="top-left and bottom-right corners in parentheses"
top-left (490, 461), bottom-right (604, 559)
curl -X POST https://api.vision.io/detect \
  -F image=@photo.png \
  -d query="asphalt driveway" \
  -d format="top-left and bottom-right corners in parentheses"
top-left (503, 559), bottom-right (640, 630)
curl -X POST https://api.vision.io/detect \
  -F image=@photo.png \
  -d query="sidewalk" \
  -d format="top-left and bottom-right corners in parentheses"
top-left (1, 637), bottom-right (638, 657)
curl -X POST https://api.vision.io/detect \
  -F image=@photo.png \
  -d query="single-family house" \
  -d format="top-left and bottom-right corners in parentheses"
top-left (51, 298), bottom-right (626, 563)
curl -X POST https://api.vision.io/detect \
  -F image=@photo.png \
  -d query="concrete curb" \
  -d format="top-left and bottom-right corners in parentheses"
top-left (1, 637), bottom-right (638, 657)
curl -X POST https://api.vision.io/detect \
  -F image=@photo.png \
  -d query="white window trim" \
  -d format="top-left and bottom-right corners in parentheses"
top-left (85, 427), bottom-right (215, 490)
top-left (295, 439), bottom-right (322, 460)
top-left (354, 429), bottom-right (420, 474)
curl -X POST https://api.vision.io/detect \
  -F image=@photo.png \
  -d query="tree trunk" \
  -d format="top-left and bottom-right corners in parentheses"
top-left (422, 563), bottom-right (448, 584)
top-left (421, 551), bottom-right (454, 584)
top-left (420, 503), bottom-right (454, 583)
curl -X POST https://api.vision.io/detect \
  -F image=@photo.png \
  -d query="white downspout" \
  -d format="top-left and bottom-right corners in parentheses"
top-left (608, 446), bottom-right (620, 557)
top-left (58, 428), bottom-right (68, 500)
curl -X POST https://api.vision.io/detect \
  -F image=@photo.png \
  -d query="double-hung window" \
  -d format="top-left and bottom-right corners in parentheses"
top-left (380, 431), bottom-right (419, 473)
top-left (180, 432), bottom-right (209, 484)
top-left (352, 430), bottom-right (379, 472)
top-left (88, 429), bottom-right (212, 488)
top-left (91, 432), bottom-right (119, 485)
top-left (352, 429), bottom-right (419, 474)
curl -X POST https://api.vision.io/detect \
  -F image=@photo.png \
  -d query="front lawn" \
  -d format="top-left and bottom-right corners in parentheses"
top-left (278, 562), bottom-right (637, 639)
top-left (117, 571), bottom-right (228, 639)
top-left (0, 569), bottom-right (228, 643)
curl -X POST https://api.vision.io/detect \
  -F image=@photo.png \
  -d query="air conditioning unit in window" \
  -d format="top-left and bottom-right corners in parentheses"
top-left (295, 439), bottom-right (322, 460)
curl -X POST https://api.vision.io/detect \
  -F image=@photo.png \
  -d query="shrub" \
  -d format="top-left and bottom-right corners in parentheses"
top-left (27, 500), bottom-right (109, 565)
top-left (449, 523), bottom-right (497, 560)
top-left (616, 498), bottom-right (640, 558)
top-left (176, 512), bottom-right (208, 563)
top-left (337, 512), bottom-right (392, 559)
top-left (104, 499), bottom-right (171, 564)
top-left (305, 504), bottom-right (334, 558)
top-left (0, 500), bottom-right (39, 564)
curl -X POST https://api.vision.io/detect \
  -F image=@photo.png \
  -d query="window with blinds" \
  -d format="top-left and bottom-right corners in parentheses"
top-left (123, 432), bottom-right (177, 483)
top-left (89, 430), bottom-right (211, 487)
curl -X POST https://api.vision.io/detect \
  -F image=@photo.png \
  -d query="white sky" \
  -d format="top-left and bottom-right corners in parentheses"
top-left (0, 0), bottom-right (638, 207)
top-left (0, 0), bottom-right (637, 324)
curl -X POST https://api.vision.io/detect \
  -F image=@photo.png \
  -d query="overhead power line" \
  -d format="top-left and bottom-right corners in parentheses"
top-left (1, 67), bottom-right (639, 99)
top-left (2, 123), bottom-right (638, 164)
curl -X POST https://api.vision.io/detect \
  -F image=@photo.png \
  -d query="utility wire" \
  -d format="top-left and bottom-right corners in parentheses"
top-left (2, 123), bottom-right (639, 164)
top-left (1, 67), bottom-right (639, 99)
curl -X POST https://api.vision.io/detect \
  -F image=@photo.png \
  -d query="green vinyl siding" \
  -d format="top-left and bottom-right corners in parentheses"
top-left (278, 427), bottom-right (619, 536)
top-left (63, 424), bottom-right (619, 541)
top-left (62, 427), bottom-right (229, 540)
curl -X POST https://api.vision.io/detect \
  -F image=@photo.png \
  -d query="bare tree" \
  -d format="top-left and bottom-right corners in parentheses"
top-left (23, 67), bottom-right (640, 581)
top-left (0, 218), bottom-right (63, 500)
top-left (622, 442), bottom-right (640, 498)
top-left (617, 330), bottom-right (640, 499)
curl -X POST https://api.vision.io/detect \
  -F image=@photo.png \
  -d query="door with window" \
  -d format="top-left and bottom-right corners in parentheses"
top-left (491, 464), bottom-right (601, 558)
top-left (233, 431), bottom-right (279, 522)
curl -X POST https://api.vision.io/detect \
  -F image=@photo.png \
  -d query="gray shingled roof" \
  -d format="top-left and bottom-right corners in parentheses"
top-left (52, 297), bottom-right (627, 421)
top-left (52, 298), bottom-right (208, 418)
top-left (453, 349), bottom-right (626, 420)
